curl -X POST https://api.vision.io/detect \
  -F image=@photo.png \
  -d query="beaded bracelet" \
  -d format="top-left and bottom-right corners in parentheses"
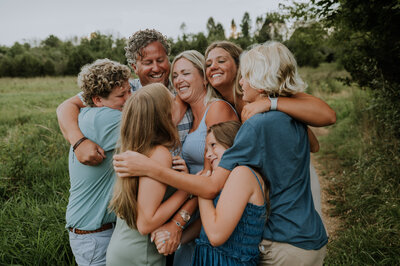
top-left (172, 219), bottom-right (185, 230)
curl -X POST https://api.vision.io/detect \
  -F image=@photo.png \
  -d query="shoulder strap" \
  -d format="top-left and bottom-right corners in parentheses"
top-left (243, 165), bottom-right (265, 200)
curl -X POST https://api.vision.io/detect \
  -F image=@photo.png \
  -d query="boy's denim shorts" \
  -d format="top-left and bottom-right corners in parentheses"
top-left (69, 227), bottom-right (114, 266)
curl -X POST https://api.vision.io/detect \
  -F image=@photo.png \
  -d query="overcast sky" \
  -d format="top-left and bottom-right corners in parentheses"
top-left (0, 0), bottom-right (287, 46)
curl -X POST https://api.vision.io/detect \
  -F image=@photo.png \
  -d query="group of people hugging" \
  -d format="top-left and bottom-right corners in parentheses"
top-left (57, 29), bottom-right (336, 266)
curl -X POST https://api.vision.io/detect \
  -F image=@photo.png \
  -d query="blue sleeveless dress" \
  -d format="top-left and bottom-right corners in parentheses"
top-left (191, 167), bottom-right (267, 266)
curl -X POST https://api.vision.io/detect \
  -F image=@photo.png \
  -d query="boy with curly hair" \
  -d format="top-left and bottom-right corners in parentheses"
top-left (66, 59), bottom-right (131, 266)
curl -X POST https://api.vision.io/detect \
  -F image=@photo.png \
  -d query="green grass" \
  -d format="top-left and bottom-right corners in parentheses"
top-left (316, 88), bottom-right (400, 265)
top-left (1, 64), bottom-right (399, 265)
top-left (0, 77), bottom-right (78, 265)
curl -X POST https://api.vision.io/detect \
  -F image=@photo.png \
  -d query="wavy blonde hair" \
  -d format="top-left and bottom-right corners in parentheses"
top-left (109, 83), bottom-right (179, 229)
top-left (78, 59), bottom-right (131, 106)
top-left (170, 50), bottom-right (219, 105)
top-left (240, 41), bottom-right (307, 97)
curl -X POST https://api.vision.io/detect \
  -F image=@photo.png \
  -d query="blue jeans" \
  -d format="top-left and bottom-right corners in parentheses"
top-left (69, 227), bottom-right (114, 266)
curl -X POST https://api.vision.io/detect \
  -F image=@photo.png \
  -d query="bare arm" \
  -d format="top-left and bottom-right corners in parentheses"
top-left (56, 95), bottom-right (85, 143)
top-left (307, 127), bottom-right (320, 153)
top-left (136, 146), bottom-right (189, 235)
top-left (205, 100), bottom-right (239, 126)
top-left (56, 95), bottom-right (105, 165)
top-left (241, 92), bottom-right (336, 126)
top-left (153, 197), bottom-right (199, 255)
top-left (172, 94), bottom-right (189, 126)
top-left (180, 218), bottom-right (202, 244)
top-left (198, 166), bottom-right (260, 246)
top-left (113, 151), bottom-right (231, 199)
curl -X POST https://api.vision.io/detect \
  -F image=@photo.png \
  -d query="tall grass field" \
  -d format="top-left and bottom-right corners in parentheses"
top-left (1, 63), bottom-right (398, 265)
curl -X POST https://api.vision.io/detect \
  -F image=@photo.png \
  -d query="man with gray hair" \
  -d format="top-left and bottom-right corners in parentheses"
top-left (57, 29), bottom-right (192, 165)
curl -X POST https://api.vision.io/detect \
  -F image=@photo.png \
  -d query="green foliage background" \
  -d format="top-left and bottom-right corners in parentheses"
top-left (1, 2), bottom-right (399, 264)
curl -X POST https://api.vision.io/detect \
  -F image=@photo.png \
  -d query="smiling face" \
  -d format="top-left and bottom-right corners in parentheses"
top-left (205, 131), bottom-right (227, 170)
top-left (93, 80), bottom-right (132, 111)
top-left (205, 47), bottom-right (237, 93)
top-left (132, 41), bottom-right (170, 87)
top-left (172, 57), bottom-right (207, 103)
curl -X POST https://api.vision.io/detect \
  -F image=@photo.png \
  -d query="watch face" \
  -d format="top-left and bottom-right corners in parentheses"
top-left (180, 211), bottom-right (190, 222)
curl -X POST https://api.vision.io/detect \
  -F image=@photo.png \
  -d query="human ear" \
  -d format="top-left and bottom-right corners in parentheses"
top-left (92, 96), bottom-right (104, 107)
top-left (131, 63), bottom-right (139, 75)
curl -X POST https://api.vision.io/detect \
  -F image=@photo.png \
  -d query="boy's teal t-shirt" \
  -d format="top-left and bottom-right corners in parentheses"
top-left (219, 111), bottom-right (328, 250)
top-left (66, 107), bottom-right (121, 230)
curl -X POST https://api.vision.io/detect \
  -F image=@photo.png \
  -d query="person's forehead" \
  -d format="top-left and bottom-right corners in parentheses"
top-left (138, 41), bottom-right (167, 59)
top-left (206, 47), bottom-right (231, 60)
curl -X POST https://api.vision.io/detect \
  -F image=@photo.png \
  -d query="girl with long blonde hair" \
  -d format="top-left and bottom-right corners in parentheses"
top-left (106, 83), bottom-right (189, 266)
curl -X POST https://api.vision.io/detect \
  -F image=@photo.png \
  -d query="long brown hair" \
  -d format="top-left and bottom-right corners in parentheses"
top-left (109, 83), bottom-right (179, 229)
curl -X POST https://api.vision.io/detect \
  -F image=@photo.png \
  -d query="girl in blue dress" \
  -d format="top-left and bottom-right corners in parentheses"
top-left (192, 121), bottom-right (269, 266)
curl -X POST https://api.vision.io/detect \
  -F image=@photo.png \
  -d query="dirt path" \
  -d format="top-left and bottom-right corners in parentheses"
top-left (310, 127), bottom-right (341, 239)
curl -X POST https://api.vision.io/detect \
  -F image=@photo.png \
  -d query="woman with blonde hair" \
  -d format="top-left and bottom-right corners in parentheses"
top-left (227, 41), bottom-right (327, 265)
top-left (165, 49), bottom-right (239, 265)
top-left (106, 83), bottom-right (189, 266)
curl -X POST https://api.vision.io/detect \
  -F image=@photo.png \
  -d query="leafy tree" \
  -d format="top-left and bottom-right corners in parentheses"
top-left (8, 42), bottom-right (25, 57)
top-left (41, 35), bottom-right (61, 48)
top-left (235, 12), bottom-right (253, 49)
top-left (43, 59), bottom-right (56, 76)
top-left (65, 45), bottom-right (94, 75)
top-left (240, 12), bottom-right (251, 38)
top-left (306, 0), bottom-right (400, 137)
top-left (112, 37), bottom-right (127, 64)
top-left (285, 22), bottom-right (328, 67)
top-left (14, 53), bottom-right (43, 77)
top-left (206, 17), bottom-right (226, 42)
top-left (0, 55), bottom-right (16, 77)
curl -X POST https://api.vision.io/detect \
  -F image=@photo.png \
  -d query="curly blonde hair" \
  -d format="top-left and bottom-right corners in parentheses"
top-left (125, 29), bottom-right (170, 66)
top-left (78, 59), bottom-right (131, 107)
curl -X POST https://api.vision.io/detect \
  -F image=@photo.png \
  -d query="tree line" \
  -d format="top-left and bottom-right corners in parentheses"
top-left (0, 11), bottom-right (335, 78)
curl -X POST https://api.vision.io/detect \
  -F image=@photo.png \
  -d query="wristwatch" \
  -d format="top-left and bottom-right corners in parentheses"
top-left (179, 210), bottom-right (191, 223)
top-left (268, 96), bottom-right (278, 111)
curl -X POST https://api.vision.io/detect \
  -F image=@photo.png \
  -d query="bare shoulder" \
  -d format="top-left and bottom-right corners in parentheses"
top-left (230, 166), bottom-right (265, 205)
top-left (230, 165), bottom-right (255, 178)
top-left (230, 166), bottom-right (263, 188)
top-left (291, 92), bottom-right (311, 98)
top-left (226, 166), bottom-right (256, 186)
top-left (206, 100), bottom-right (238, 126)
top-left (209, 100), bottom-right (235, 113)
top-left (148, 145), bottom-right (172, 168)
